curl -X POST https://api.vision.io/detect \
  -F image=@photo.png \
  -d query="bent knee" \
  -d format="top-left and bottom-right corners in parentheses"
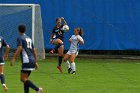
top-left (58, 39), bottom-right (63, 44)
top-left (64, 59), bottom-right (67, 62)
top-left (69, 60), bottom-right (74, 63)
top-left (60, 42), bottom-right (63, 45)
top-left (20, 78), bottom-right (24, 82)
top-left (59, 53), bottom-right (63, 56)
top-left (53, 39), bottom-right (63, 45)
top-left (20, 77), bottom-right (27, 83)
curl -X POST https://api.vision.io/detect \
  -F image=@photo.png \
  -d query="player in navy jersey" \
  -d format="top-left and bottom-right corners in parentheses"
top-left (11, 25), bottom-right (42, 93)
top-left (0, 36), bottom-right (9, 91)
top-left (50, 17), bottom-right (67, 73)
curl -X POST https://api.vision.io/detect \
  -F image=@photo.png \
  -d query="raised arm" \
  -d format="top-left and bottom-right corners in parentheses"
top-left (77, 36), bottom-right (84, 45)
top-left (78, 39), bottom-right (84, 45)
top-left (61, 17), bottom-right (67, 25)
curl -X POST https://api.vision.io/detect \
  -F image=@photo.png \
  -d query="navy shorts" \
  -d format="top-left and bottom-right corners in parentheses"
top-left (21, 70), bottom-right (32, 76)
top-left (0, 61), bottom-right (4, 65)
top-left (22, 62), bottom-right (35, 71)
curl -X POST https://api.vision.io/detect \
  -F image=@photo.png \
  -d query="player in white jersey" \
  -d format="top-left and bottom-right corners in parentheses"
top-left (64, 27), bottom-right (84, 74)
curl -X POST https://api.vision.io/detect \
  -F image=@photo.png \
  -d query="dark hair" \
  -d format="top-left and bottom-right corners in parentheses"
top-left (77, 27), bottom-right (84, 36)
top-left (18, 25), bottom-right (26, 33)
top-left (56, 17), bottom-right (61, 22)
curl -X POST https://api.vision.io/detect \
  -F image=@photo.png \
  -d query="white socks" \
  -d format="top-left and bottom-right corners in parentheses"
top-left (71, 62), bottom-right (76, 71)
top-left (2, 84), bottom-right (6, 87)
top-left (65, 61), bottom-right (70, 69)
top-left (65, 61), bottom-right (76, 71)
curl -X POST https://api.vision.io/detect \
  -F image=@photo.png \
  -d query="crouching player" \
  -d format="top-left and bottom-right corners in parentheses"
top-left (64, 27), bottom-right (84, 74)
top-left (11, 25), bottom-right (42, 93)
top-left (0, 36), bottom-right (10, 91)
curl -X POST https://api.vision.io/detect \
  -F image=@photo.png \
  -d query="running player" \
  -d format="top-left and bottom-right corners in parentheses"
top-left (64, 27), bottom-right (84, 74)
top-left (0, 36), bottom-right (9, 91)
top-left (50, 17), bottom-right (68, 73)
top-left (11, 25), bottom-right (42, 93)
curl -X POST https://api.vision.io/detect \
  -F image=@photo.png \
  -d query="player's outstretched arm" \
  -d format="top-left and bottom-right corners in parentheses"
top-left (11, 46), bottom-right (22, 66)
top-left (4, 45), bottom-right (10, 60)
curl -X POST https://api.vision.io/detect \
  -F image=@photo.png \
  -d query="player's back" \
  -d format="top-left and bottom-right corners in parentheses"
top-left (17, 34), bottom-right (35, 63)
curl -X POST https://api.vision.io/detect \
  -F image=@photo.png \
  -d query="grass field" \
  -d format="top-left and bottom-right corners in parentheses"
top-left (0, 58), bottom-right (140, 93)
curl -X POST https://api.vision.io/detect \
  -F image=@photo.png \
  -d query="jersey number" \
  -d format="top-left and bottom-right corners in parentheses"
top-left (58, 31), bottom-right (62, 35)
top-left (25, 38), bottom-right (32, 49)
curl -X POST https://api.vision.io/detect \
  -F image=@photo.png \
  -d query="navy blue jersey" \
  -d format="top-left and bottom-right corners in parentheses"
top-left (52, 25), bottom-right (65, 41)
top-left (17, 34), bottom-right (35, 65)
top-left (0, 36), bottom-right (8, 64)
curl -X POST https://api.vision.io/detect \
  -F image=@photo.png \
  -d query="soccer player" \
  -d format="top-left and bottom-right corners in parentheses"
top-left (0, 36), bottom-right (9, 91)
top-left (50, 17), bottom-right (68, 73)
top-left (64, 27), bottom-right (84, 74)
top-left (11, 25), bottom-right (42, 93)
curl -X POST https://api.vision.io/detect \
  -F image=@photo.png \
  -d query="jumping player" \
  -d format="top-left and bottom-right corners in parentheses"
top-left (64, 27), bottom-right (84, 74)
top-left (0, 36), bottom-right (9, 91)
top-left (11, 25), bottom-right (42, 93)
top-left (50, 17), bottom-right (68, 73)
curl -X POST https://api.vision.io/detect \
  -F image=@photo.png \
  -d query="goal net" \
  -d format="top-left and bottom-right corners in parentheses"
top-left (0, 4), bottom-right (45, 60)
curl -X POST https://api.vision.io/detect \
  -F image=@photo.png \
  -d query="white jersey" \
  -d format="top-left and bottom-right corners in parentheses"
top-left (67, 35), bottom-right (84, 55)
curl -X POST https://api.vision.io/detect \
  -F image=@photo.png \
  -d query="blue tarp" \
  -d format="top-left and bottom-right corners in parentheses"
top-left (0, 0), bottom-right (140, 50)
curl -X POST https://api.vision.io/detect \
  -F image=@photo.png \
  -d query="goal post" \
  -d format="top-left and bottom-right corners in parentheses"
top-left (0, 4), bottom-right (45, 60)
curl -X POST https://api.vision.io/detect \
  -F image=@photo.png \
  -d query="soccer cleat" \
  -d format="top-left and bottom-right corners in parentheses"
top-left (49, 49), bottom-right (55, 54)
top-left (37, 88), bottom-right (43, 93)
top-left (72, 71), bottom-right (76, 74)
top-left (57, 66), bottom-right (63, 73)
top-left (68, 68), bottom-right (72, 74)
top-left (3, 85), bottom-right (8, 91)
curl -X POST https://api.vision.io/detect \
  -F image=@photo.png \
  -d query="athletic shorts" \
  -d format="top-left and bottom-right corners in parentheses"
top-left (0, 61), bottom-right (4, 65)
top-left (52, 38), bottom-right (56, 44)
top-left (21, 70), bottom-right (31, 76)
top-left (22, 62), bottom-right (35, 71)
top-left (66, 50), bottom-right (78, 56)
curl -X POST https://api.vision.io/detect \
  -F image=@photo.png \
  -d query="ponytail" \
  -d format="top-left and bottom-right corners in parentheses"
top-left (79, 28), bottom-right (84, 36)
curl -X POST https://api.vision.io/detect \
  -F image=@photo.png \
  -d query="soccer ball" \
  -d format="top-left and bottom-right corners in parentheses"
top-left (62, 25), bottom-right (69, 32)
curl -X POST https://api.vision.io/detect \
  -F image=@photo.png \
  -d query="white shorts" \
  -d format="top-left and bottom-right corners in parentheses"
top-left (66, 50), bottom-right (78, 56)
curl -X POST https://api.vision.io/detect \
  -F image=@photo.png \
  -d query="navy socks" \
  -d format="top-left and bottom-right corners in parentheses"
top-left (24, 80), bottom-right (39, 93)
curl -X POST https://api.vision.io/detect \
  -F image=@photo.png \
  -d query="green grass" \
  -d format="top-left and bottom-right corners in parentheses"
top-left (0, 58), bottom-right (140, 93)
